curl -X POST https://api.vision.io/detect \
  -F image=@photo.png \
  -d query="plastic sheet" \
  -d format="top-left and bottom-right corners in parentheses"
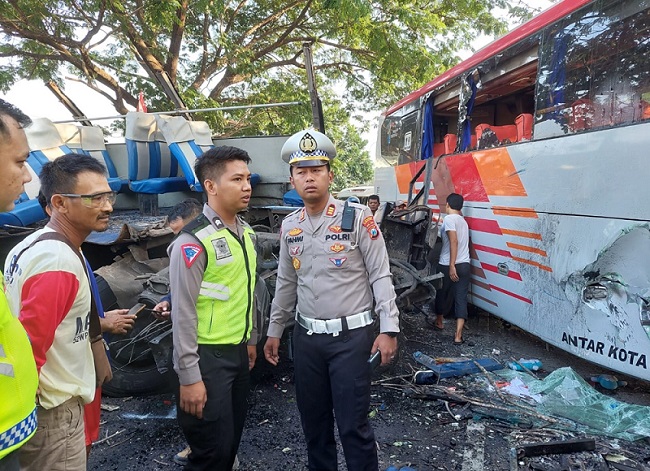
top-left (497, 367), bottom-right (650, 441)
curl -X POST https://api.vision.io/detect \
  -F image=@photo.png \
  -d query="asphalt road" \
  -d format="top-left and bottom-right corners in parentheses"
top-left (88, 309), bottom-right (650, 470)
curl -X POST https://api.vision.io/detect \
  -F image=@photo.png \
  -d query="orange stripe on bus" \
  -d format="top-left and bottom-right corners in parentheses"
top-left (472, 148), bottom-right (527, 197)
top-left (492, 207), bottom-right (538, 218)
top-left (506, 242), bottom-right (548, 257)
top-left (502, 228), bottom-right (542, 240)
top-left (512, 256), bottom-right (552, 272)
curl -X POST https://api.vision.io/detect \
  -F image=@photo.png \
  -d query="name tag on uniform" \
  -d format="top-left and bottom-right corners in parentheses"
top-left (212, 237), bottom-right (232, 260)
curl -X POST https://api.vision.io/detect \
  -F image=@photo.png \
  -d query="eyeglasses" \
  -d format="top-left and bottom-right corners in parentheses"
top-left (59, 191), bottom-right (117, 208)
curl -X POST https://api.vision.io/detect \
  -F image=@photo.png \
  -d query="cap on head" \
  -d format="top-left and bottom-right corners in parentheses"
top-left (281, 129), bottom-right (336, 167)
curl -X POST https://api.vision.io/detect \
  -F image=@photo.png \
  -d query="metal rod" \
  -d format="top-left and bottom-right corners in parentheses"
top-left (53, 101), bottom-right (304, 124)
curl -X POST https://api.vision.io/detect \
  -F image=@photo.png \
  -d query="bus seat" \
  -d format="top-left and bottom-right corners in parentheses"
top-left (79, 126), bottom-right (127, 192)
top-left (125, 112), bottom-right (189, 194)
top-left (515, 114), bottom-right (533, 141)
top-left (188, 120), bottom-right (215, 153)
top-left (433, 142), bottom-right (445, 158)
top-left (25, 118), bottom-right (75, 166)
top-left (475, 123), bottom-right (518, 148)
top-left (0, 154), bottom-right (47, 228)
top-left (443, 134), bottom-right (457, 154)
top-left (443, 133), bottom-right (476, 154)
top-left (155, 115), bottom-right (203, 192)
top-left (54, 123), bottom-right (126, 192)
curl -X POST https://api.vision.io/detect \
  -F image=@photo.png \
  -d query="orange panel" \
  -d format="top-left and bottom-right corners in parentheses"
top-left (472, 148), bottom-right (527, 197)
top-left (512, 256), bottom-right (552, 272)
top-left (502, 228), bottom-right (542, 240)
top-left (395, 164), bottom-right (414, 194)
top-left (506, 242), bottom-right (547, 257)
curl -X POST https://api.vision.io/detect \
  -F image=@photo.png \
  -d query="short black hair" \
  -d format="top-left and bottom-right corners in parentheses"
top-left (0, 99), bottom-right (31, 137)
top-left (195, 146), bottom-right (251, 192)
top-left (168, 198), bottom-right (202, 222)
top-left (40, 153), bottom-right (108, 206)
top-left (368, 194), bottom-right (380, 203)
top-left (447, 192), bottom-right (464, 211)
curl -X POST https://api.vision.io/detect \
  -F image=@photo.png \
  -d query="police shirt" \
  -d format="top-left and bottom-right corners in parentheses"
top-left (268, 195), bottom-right (399, 337)
top-left (168, 204), bottom-right (258, 386)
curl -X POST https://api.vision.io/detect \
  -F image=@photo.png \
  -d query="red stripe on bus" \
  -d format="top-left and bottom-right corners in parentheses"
top-left (481, 262), bottom-right (523, 281)
top-left (490, 284), bottom-right (533, 304)
top-left (471, 278), bottom-right (492, 291)
top-left (472, 243), bottom-right (512, 257)
top-left (445, 153), bottom-right (490, 202)
top-left (465, 217), bottom-right (503, 234)
top-left (470, 292), bottom-right (499, 307)
top-left (470, 264), bottom-right (487, 279)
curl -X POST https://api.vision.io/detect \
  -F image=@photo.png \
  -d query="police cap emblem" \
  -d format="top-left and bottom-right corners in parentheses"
top-left (281, 129), bottom-right (337, 167)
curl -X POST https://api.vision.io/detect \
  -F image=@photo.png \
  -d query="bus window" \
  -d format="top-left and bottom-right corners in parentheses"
top-left (535, 0), bottom-right (650, 138)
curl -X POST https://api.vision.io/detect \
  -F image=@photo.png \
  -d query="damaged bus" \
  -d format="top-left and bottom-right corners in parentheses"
top-left (376, 0), bottom-right (650, 381)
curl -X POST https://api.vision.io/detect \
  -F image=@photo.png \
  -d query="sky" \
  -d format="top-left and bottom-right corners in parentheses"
top-left (0, 0), bottom-right (553, 156)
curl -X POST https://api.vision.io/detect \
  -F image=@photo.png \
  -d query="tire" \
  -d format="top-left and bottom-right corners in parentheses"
top-left (103, 362), bottom-right (177, 398)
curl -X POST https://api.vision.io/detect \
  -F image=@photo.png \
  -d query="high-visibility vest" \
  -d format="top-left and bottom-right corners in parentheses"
top-left (0, 281), bottom-right (38, 458)
top-left (188, 217), bottom-right (257, 345)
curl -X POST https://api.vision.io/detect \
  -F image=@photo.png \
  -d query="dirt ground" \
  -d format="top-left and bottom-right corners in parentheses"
top-left (88, 308), bottom-right (650, 470)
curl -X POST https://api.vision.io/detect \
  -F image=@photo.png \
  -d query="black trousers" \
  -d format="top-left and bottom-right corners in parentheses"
top-left (293, 323), bottom-right (378, 471)
top-left (435, 262), bottom-right (471, 319)
top-left (177, 343), bottom-right (250, 471)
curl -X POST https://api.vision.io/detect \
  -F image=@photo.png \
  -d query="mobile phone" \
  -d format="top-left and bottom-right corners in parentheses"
top-left (368, 350), bottom-right (381, 370)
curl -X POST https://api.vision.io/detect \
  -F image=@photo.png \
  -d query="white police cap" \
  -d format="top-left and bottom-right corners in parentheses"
top-left (281, 129), bottom-right (336, 167)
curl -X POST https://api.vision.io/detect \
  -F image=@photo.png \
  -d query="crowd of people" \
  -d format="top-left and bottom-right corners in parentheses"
top-left (0, 98), bottom-right (468, 471)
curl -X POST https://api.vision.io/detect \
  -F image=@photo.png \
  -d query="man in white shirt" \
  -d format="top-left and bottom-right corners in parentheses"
top-left (430, 193), bottom-right (470, 344)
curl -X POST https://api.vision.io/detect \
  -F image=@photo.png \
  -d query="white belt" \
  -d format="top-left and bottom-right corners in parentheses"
top-left (297, 310), bottom-right (373, 336)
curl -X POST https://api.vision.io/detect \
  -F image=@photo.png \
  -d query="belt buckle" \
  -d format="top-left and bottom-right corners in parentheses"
top-left (313, 319), bottom-right (327, 334)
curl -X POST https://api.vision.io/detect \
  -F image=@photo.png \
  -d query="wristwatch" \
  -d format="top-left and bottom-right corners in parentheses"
top-left (383, 332), bottom-right (398, 338)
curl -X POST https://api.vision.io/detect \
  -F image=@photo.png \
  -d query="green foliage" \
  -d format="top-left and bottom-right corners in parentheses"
top-left (0, 0), bottom-right (540, 187)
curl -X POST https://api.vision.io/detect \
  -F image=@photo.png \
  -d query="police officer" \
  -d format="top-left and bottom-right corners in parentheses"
top-left (168, 146), bottom-right (258, 471)
top-left (264, 129), bottom-right (399, 471)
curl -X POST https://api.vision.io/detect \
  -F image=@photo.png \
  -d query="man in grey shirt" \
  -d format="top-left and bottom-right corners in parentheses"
top-left (264, 129), bottom-right (400, 470)
top-left (168, 146), bottom-right (258, 471)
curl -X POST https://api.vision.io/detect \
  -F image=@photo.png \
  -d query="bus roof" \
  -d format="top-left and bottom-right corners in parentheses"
top-left (383, 0), bottom-right (593, 117)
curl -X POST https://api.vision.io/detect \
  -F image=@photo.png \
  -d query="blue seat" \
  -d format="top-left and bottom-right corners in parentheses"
top-left (155, 115), bottom-right (205, 192)
top-left (125, 112), bottom-right (189, 194)
top-left (0, 118), bottom-right (73, 228)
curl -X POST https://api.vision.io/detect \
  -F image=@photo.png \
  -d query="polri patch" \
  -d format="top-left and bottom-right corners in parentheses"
top-left (329, 257), bottom-right (347, 267)
top-left (325, 204), bottom-right (336, 217)
top-left (181, 243), bottom-right (203, 268)
top-left (292, 257), bottom-right (301, 270)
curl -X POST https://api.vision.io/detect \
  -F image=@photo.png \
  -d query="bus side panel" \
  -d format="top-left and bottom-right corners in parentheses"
top-left (380, 123), bottom-right (650, 380)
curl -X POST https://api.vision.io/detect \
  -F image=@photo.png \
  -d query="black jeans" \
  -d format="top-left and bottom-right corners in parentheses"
top-left (435, 262), bottom-right (471, 319)
top-left (293, 323), bottom-right (378, 471)
top-left (177, 343), bottom-right (249, 471)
